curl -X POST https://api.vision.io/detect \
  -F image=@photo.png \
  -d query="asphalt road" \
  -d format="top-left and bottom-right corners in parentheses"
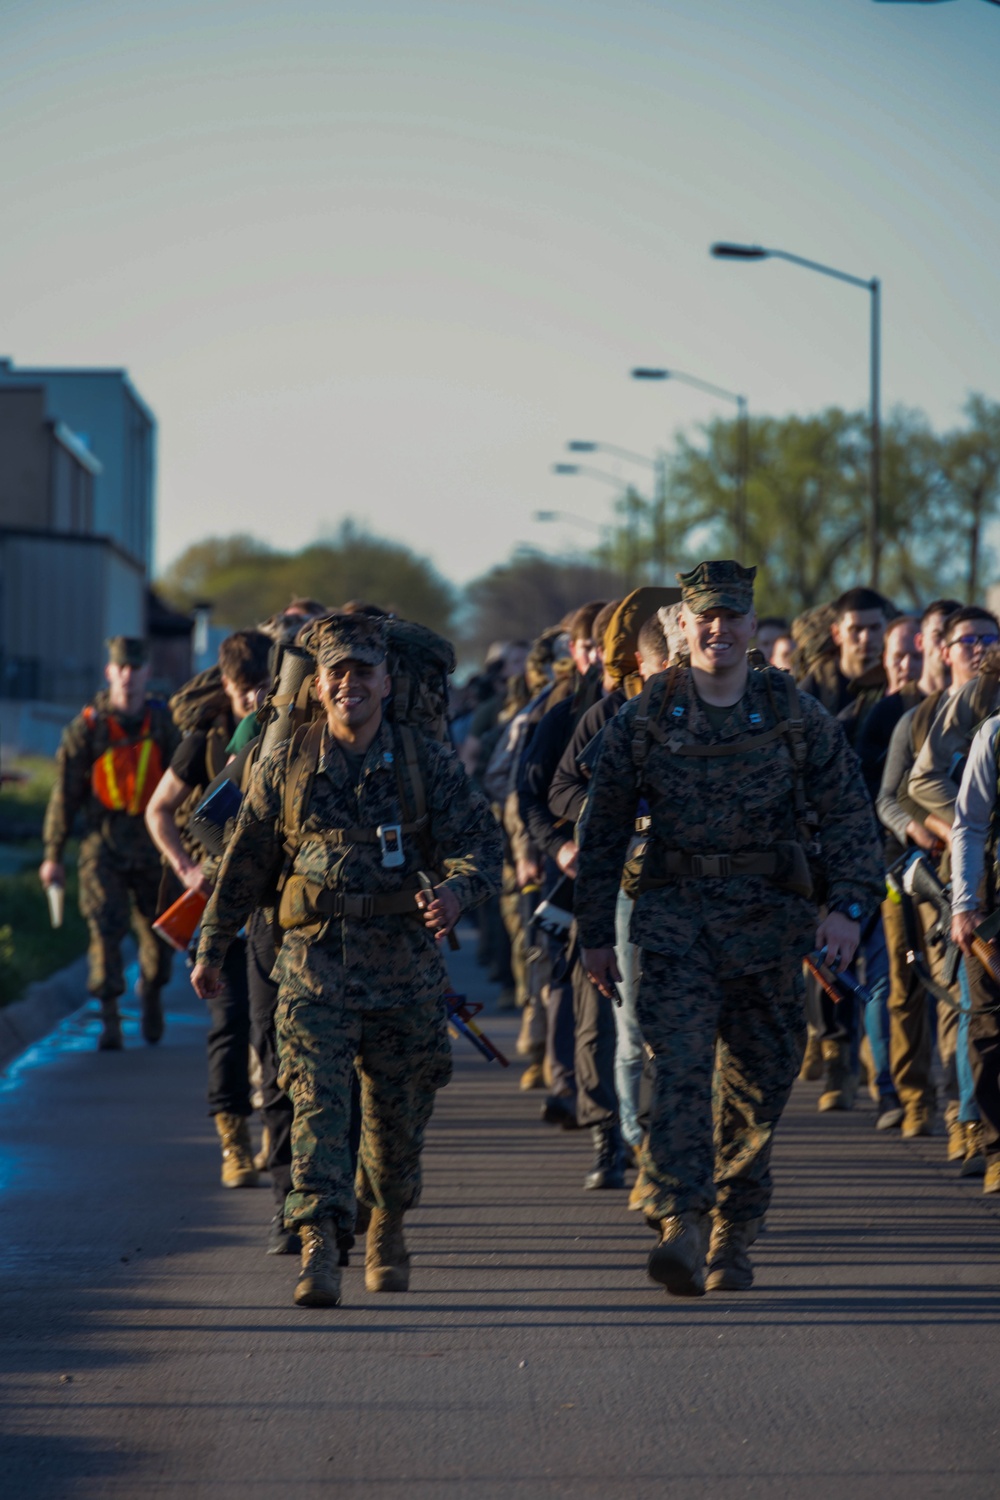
top-left (2, 936), bottom-right (1000, 1500)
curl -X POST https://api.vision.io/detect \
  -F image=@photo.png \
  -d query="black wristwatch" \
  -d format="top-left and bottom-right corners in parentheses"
top-left (831, 901), bottom-right (863, 923)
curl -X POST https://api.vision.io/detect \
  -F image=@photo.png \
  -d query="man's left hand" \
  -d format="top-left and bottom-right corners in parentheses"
top-left (815, 911), bottom-right (861, 971)
top-left (951, 908), bottom-right (984, 956)
top-left (416, 884), bottom-right (460, 940)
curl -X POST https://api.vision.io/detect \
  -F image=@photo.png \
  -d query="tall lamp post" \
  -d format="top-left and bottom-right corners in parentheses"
top-left (550, 463), bottom-right (640, 584)
top-left (711, 241), bottom-right (881, 587)
top-left (566, 440), bottom-right (657, 472)
top-left (631, 367), bottom-right (749, 559)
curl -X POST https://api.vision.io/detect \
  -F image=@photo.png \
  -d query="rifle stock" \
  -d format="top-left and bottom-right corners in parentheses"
top-left (971, 934), bottom-right (1000, 987)
top-left (445, 993), bottom-right (509, 1066)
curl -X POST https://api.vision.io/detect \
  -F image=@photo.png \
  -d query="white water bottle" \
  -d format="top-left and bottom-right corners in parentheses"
top-left (46, 882), bottom-right (64, 929)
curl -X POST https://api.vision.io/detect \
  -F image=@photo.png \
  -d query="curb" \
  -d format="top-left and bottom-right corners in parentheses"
top-left (0, 956), bottom-right (90, 1073)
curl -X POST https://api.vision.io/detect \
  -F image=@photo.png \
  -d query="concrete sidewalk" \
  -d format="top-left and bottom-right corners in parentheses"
top-left (2, 937), bottom-right (1000, 1499)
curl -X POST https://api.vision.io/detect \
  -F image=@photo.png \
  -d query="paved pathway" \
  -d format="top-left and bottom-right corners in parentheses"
top-left (2, 938), bottom-right (1000, 1498)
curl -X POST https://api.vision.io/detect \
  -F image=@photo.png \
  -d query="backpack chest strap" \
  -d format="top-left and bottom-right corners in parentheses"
top-left (288, 815), bottom-right (429, 854)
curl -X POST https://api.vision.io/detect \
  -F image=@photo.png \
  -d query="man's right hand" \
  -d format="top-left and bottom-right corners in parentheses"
top-left (39, 859), bottom-right (64, 890)
top-left (177, 860), bottom-right (213, 898)
top-left (191, 963), bottom-right (224, 999)
top-left (905, 821), bottom-right (939, 854)
top-left (582, 946), bottom-right (622, 1001)
top-left (556, 841), bottom-right (579, 878)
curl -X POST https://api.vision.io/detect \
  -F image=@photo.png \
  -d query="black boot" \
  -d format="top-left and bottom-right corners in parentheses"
top-left (265, 1213), bottom-right (300, 1256)
top-left (583, 1123), bottom-right (625, 1190)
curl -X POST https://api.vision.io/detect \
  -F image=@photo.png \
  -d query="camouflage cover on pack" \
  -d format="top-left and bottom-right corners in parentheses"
top-left (603, 586), bottom-right (682, 698)
top-left (168, 664), bottom-right (229, 734)
top-left (791, 603), bottom-right (838, 676)
top-left (384, 618), bottom-right (456, 742)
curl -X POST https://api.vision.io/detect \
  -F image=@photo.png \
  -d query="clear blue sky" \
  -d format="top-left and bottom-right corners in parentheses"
top-left (1, 0), bottom-right (997, 583)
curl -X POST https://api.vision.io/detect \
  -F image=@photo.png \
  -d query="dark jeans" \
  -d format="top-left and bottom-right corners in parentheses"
top-left (206, 936), bottom-right (251, 1117)
top-left (571, 955), bottom-right (618, 1129)
top-left (246, 913), bottom-right (295, 1211)
top-left (246, 911), bottom-right (361, 1215)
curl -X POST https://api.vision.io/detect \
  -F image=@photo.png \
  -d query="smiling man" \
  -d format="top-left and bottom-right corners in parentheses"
top-left (191, 613), bottom-right (502, 1309)
top-left (575, 561), bottom-right (883, 1298)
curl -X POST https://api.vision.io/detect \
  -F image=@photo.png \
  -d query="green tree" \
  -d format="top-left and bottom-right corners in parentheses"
top-left (158, 521), bottom-right (455, 636)
top-left (938, 395), bottom-right (1000, 602)
top-left (606, 403), bottom-right (1000, 616)
top-left (461, 548), bottom-right (622, 661)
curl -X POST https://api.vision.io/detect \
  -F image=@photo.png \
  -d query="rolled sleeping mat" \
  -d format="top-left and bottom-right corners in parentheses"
top-left (257, 644), bottom-right (316, 761)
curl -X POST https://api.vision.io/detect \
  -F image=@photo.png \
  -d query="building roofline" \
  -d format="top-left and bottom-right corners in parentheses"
top-left (0, 525), bottom-right (145, 574)
top-left (0, 359), bottom-right (156, 427)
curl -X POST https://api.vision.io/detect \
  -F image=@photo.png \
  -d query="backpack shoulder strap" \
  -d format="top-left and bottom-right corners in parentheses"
top-left (281, 719), bottom-right (324, 858)
top-left (912, 689), bottom-right (945, 755)
top-left (204, 721), bottom-right (230, 782)
top-left (395, 723), bottom-right (427, 825)
top-left (759, 665), bottom-right (810, 826)
top-left (631, 665), bottom-right (683, 769)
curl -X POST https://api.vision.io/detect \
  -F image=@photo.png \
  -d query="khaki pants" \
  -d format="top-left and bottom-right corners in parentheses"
top-left (883, 895), bottom-right (934, 1113)
top-left (916, 899), bottom-right (962, 1125)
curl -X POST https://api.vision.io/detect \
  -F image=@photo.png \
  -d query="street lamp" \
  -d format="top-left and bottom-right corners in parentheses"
top-left (711, 240), bottom-right (882, 587)
top-left (533, 507), bottom-right (606, 535)
top-left (566, 440), bottom-right (657, 471)
top-left (631, 367), bottom-right (749, 559)
top-left (550, 463), bottom-right (641, 584)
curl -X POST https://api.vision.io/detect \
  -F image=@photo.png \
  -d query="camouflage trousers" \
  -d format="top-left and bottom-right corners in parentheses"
top-left (637, 943), bottom-right (806, 1224)
top-left (77, 835), bottom-right (172, 1002)
top-left (276, 991), bottom-right (453, 1234)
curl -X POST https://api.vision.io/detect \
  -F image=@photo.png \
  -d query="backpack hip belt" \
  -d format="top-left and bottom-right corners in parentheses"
top-left (313, 886), bottom-right (424, 920)
top-left (640, 840), bottom-right (814, 899)
top-left (276, 872), bottom-right (434, 931)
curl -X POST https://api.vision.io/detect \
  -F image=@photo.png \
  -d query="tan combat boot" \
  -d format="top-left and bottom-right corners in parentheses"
top-left (520, 1062), bottom-right (546, 1091)
top-left (798, 1030), bottom-right (823, 1082)
top-left (959, 1122), bottom-right (986, 1178)
top-left (705, 1214), bottom-right (762, 1292)
top-left (818, 1041), bottom-right (858, 1112)
top-left (365, 1208), bottom-right (410, 1292)
top-left (293, 1219), bottom-right (342, 1307)
top-left (646, 1210), bottom-right (710, 1297)
top-left (628, 1168), bottom-right (650, 1212)
top-left (138, 981), bottom-right (164, 1045)
top-left (901, 1102), bottom-right (934, 1138)
top-left (982, 1159), bottom-right (1000, 1195)
top-left (213, 1113), bottom-right (259, 1189)
top-left (254, 1124), bottom-right (271, 1173)
top-left (946, 1119), bottom-right (966, 1162)
top-left (98, 1001), bottom-right (123, 1051)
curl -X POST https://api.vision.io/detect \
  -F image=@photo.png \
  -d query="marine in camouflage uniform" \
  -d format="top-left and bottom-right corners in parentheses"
top-left (194, 612), bottom-right (502, 1308)
top-left (40, 637), bottom-right (179, 1049)
top-left (576, 562), bottom-right (883, 1296)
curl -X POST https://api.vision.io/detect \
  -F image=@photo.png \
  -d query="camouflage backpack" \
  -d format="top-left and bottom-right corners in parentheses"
top-left (168, 665), bottom-right (229, 737)
top-left (383, 618), bottom-right (456, 742)
top-left (167, 665), bottom-right (232, 861)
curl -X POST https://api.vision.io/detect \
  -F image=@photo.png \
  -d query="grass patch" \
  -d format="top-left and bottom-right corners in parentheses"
top-left (0, 856), bottom-right (89, 1007)
top-left (0, 756), bottom-right (57, 837)
top-left (0, 758), bottom-right (90, 1006)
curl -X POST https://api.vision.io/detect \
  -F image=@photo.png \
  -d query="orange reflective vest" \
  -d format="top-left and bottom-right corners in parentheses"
top-left (83, 707), bottom-right (165, 815)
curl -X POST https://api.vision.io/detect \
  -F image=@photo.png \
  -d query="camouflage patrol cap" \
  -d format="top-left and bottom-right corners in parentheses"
top-left (676, 560), bottom-right (756, 615)
top-left (306, 612), bottom-right (388, 670)
top-left (106, 636), bottom-right (148, 667)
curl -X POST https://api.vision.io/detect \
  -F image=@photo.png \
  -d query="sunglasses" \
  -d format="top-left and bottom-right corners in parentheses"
top-left (949, 633), bottom-right (1000, 649)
